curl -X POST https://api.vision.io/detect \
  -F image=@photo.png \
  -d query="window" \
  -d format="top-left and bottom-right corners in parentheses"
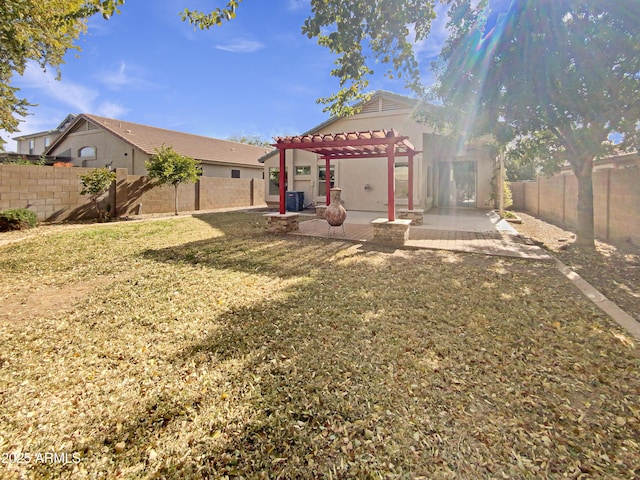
top-left (295, 166), bottom-right (311, 176)
top-left (28, 139), bottom-right (35, 155)
top-left (317, 165), bottom-right (335, 197)
top-left (79, 146), bottom-right (96, 158)
top-left (395, 163), bottom-right (409, 198)
top-left (44, 137), bottom-right (51, 148)
top-left (268, 167), bottom-right (287, 196)
top-left (231, 169), bottom-right (240, 178)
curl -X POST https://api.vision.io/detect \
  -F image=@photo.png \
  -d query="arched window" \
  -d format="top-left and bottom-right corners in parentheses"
top-left (79, 146), bottom-right (96, 158)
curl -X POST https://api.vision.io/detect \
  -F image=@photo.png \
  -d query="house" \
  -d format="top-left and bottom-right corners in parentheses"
top-left (45, 114), bottom-right (271, 178)
top-left (13, 114), bottom-right (77, 156)
top-left (592, 152), bottom-right (639, 172)
top-left (258, 91), bottom-right (497, 213)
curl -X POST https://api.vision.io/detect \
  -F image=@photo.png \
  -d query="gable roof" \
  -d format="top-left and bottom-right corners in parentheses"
top-left (258, 90), bottom-right (421, 163)
top-left (13, 113), bottom-right (77, 141)
top-left (47, 113), bottom-right (272, 168)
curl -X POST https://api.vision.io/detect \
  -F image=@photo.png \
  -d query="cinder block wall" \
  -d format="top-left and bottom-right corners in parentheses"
top-left (1, 165), bottom-right (266, 222)
top-left (199, 177), bottom-right (265, 210)
top-left (0, 164), bottom-right (109, 221)
top-left (511, 169), bottom-right (640, 245)
top-left (118, 173), bottom-right (197, 216)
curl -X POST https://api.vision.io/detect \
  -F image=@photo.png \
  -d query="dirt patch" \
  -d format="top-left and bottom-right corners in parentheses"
top-left (0, 276), bottom-right (124, 325)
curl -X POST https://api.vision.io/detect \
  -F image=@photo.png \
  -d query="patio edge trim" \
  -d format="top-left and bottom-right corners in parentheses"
top-left (555, 259), bottom-right (640, 341)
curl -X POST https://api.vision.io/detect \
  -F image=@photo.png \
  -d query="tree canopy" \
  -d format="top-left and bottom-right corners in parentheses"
top-left (429, 0), bottom-right (640, 246)
top-left (182, 0), bottom-right (438, 116)
top-left (79, 167), bottom-right (117, 219)
top-left (227, 134), bottom-right (272, 148)
top-left (146, 145), bottom-right (201, 215)
top-left (0, 0), bottom-right (122, 147)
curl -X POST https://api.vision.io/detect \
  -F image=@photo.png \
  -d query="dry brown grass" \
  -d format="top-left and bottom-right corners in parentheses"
top-left (0, 212), bottom-right (638, 479)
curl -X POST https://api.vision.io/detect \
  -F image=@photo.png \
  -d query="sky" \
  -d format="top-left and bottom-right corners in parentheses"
top-left (1, 0), bottom-right (450, 151)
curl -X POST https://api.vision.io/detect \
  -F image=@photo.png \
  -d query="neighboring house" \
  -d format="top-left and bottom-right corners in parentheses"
top-left (556, 151), bottom-right (640, 175)
top-left (45, 114), bottom-right (271, 178)
top-left (13, 114), bottom-right (77, 156)
top-left (259, 90), bottom-right (496, 212)
top-left (593, 152), bottom-right (639, 172)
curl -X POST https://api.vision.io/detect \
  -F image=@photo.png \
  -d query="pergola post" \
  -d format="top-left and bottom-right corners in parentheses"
top-left (408, 152), bottom-right (414, 210)
top-left (279, 148), bottom-right (286, 214)
top-left (325, 157), bottom-right (331, 207)
top-left (387, 143), bottom-right (395, 221)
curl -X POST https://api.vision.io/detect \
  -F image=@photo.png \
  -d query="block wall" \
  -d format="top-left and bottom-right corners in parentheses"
top-left (1, 165), bottom-right (265, 222)
top-left (511, 168), bottom-right (640, 246)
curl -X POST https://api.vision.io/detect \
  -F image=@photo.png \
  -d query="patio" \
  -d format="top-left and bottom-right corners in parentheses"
top-left (294, 208), bottom-right (552, 260)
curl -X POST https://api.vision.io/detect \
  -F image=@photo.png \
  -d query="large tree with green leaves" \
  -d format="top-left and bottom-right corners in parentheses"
top-left (181, 0), bottom-right (438, 116)
top-left (430, 0), bottom-right (640, 247)
top-left (145, 145), bottom-right (201, 216)
top-left (0, 0), bottom-right (122, 148)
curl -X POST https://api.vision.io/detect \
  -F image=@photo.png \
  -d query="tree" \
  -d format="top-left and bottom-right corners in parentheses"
top-left (430, 0), bottom-right (640, 247)
top-left (145, 145), bottom-right (201, 215)
top-left (227, 134), bottom-right (272, 148)
top-left (79, 167), bottom-right (116, 220)
top-left (0, 0), bottom-right (123, 148)
top-left (181, 0), bottom-right (438, 116)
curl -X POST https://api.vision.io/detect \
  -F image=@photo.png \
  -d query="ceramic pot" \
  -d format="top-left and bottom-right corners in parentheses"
top-left (325, 187), bottom-right (347, 226)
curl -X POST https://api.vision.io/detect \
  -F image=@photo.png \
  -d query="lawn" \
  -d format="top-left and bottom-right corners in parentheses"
top-left (0, 212), bottom-right (638, 479)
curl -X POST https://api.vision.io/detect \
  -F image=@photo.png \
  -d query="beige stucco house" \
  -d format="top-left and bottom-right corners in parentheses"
top-left (45, 114), bottom-right (270, 178)
top-left (12, 114), bottom-right (77, 156)
top-left (259, 91), bottom-right (497, 212)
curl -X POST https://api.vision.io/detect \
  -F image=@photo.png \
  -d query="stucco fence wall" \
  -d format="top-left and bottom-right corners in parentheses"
top-left (0, 165), bottom-right (265, 222)
top-left (510, 168), bottom-right (640, 246)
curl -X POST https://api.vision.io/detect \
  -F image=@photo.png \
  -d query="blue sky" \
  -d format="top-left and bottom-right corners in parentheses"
top-left (2, 0), bottom-right (449, 151)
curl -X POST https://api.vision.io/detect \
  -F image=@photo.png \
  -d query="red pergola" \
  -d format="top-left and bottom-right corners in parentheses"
top-left (272, 129), bottom-right (420, 221)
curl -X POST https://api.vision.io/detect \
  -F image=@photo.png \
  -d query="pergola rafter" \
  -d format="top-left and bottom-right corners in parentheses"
top-left (273, 129), bottom-right (420, 221)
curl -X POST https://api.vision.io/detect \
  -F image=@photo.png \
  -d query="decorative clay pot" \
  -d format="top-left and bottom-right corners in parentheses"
top-left (325, 187), bottom-right (347, 226)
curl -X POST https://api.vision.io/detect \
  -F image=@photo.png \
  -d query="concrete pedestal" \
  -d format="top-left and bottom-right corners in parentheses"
top-left (371, 218), bottom-right (411, 246)
top-left (398, 208), bottom-right (424, 225)
top-left (264, 212), bottom-right (300, 233)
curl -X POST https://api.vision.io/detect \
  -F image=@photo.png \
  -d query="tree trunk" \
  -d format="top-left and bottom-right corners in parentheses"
top-left (174, 185), bottom-right (179, 215)
top-left (575, 169), bottom-right (595, 248)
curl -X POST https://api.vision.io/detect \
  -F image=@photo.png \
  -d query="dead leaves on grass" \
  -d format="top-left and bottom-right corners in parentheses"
top-left (0, 213), bottom-right (638, 478)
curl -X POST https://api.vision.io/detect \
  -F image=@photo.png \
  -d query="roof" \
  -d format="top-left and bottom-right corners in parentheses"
top-left (48, 113), bottom-right (272, 168)
top-left (273, 129), bottom-right (418, 159)
top-left (13, 114), bottom-right (77, 141)
top-left (258, 90), bottom-right (422, 163)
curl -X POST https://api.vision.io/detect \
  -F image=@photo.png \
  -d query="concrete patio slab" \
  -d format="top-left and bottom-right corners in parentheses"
top-left (294, 208), bottom-right (552, 260)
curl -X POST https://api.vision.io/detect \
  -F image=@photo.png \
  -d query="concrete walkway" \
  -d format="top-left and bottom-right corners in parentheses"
top-left (294, 208), bottom-right (552, 260)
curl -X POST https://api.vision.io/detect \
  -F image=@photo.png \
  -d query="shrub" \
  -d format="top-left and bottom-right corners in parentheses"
top-left (79, 168), bottom-right (117, 220)
top-left (0, 208), bottom-right (37, 231)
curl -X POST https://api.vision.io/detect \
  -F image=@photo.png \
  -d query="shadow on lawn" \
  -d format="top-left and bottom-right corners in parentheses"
top-left (14, 211), bottom-right (640, 479)
top-left (67, 257), bottom-right (504, 478)
top-left (140, 211), bottom-right (529, 281)
top-left (89, 249), bottom-right (638, 478)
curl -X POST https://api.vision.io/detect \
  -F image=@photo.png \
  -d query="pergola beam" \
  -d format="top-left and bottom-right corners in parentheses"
top-left (319, 151), bottom-right (421, 161)
top-left (274, 136), bottom-right (409, 151)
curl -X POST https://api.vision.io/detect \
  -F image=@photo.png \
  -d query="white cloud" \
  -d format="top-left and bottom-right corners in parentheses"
top-left (97, 102), bottom-right (129, 119)
top-left (96, 62), bottom-right (158, 91)
top-left (17, 63), bottom-right (99, 112)
top-left (287, 0), bottom-right (309, 11)
top-left (0, 105), bottom-right (69, 152)
top-left (99, 62), bottom-right (131, 87)
top-left (412, 3), bottom-right (450, 59)
top-left (215, 39), bottom-right (265, 53)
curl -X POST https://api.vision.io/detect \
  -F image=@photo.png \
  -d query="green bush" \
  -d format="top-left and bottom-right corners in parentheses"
top-left (0, 208), bottom-right (37, 231)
